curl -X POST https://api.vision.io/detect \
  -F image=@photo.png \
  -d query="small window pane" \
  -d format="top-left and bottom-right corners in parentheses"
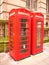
top-left (26, 0), bottom-right (30, 9)
top-left (21, 19), bottom-right (27, 22)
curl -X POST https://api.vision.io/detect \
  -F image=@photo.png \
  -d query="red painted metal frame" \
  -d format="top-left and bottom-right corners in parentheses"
top-left (31, 12), bottom-right (44, 55)
top-left (8, 8), bottom-right (31, 60)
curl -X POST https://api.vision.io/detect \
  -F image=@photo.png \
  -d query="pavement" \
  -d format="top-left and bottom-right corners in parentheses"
top-left (0, 42), bottom-right (49, 65)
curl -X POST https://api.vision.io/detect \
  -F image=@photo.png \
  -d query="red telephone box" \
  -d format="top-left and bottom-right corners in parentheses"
top-left (8, 8), bottom-right (31, 60)
top-left (31, 12), bottom-right (44, 55)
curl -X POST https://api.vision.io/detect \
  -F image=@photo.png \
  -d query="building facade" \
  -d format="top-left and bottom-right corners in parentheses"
top-left (0, 0), bottom-right (49, 52)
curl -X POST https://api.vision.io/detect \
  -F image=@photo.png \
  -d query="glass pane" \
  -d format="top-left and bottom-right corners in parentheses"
top-left (21, 23), bottom-right (26, 27)
top-left (21, 37), bottom-right (27, 40)
top-left (21, 49), bottom-right (27, 53)
top-left (36, 21), bottom-right (42, 47)
top-left (26, 0), bottom-right (30, 9)
top-left (21, 19), bottom-right (27, 22)
top-left (21, 41), bottom-right (28, 44)
top-left (21, 44), bottom-right (27, 49)
top-left (33, 0), bottom-right (37, 11)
